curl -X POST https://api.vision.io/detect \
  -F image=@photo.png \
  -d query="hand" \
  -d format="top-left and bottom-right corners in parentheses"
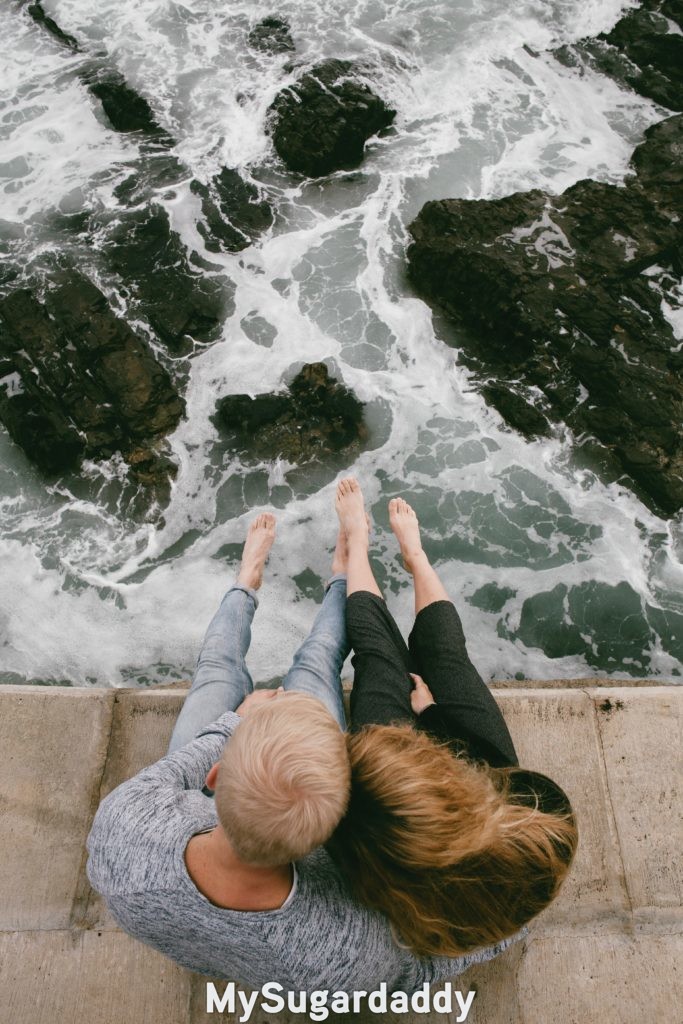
top-left (235, 687), bottom-right (284, 716)
top-left (409, 673), bottom-right (436, 715)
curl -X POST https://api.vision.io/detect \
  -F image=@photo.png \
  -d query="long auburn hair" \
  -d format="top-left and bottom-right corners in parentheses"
top-left (327, 724), bottom-right (578, 957)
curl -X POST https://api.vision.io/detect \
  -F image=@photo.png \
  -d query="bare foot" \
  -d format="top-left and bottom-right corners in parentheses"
top-left (335, 477), bottom-right (369, 542)
top-left (388, 498), bottom-right (425, 573)
top-left (237, 513), bottom-right (276, 590)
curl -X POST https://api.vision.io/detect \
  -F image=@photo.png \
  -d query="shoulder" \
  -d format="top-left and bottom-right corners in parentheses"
top-left (87, 783), bottom-right (214, 897)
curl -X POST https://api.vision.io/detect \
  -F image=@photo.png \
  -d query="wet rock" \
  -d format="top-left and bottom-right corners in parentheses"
top-left (215, 362), bottom-right (367, 462)
top-left (481, 384), bottom-right (552, 439)
top-left (126, 444), bottom-right (178, 489)
top-left (27, 1), bottom-right (80, 51)
top-left (553, 0), bottom-right (683, 111)
top-left (85, 71), bottom-right (171, 139)
top-left (407, 114), bottom-right (683, 515)
top-left (107, 205), bottom-right (230, 351)
top-left (191, 168), bottom-right (273, 253)
top-left (0, 275), bottom-right (185, 476)
top-left (247, 16), bottom-right (295, 55)
top-left (630, 112), bottom-right (683, 196)
top-left (0, 362), bottom-right (85, 473)
top-left (112, 153), bottom-right (188, 206)
top-left (268, 59), bottom-right (395, 177)
top-left (24, 1), bottom-right (173, 142)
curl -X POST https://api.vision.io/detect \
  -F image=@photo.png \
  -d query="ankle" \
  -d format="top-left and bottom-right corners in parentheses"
top-left (237, 570), bottom-right (260, 590)
top-left (346, 521), bottom-right (369, 542)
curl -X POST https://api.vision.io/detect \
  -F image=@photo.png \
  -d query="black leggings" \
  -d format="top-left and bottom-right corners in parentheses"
top-left (346, 591), bottom-right (517, 766)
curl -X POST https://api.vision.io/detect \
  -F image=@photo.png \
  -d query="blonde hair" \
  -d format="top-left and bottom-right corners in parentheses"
top-left (327, 725), bottom-right (578, 956)
top-left (215, 693), bottom-right (350, 867)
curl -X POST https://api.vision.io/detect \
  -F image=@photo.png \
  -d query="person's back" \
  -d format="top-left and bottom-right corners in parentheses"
top-left (86, 703), bottom-right (514, 992)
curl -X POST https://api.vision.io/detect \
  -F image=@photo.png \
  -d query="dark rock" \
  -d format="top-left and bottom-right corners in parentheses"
top-left (0, 275), bottom-right (185, 476)
top-left (268, 59), bottom-right (395, 177)
top-left (107, 205), bottom-right (230, 350)
top-left (630, 113), bottom-right (683, 195)
top-left (191, 168), bottom-right (273, 253)
top-left (23, 1), bottom-right (173, 143)
top-left (481, 384), bottom-right (552, 439)
top-left (113, 154), bottom-right (187, 205)
top-left (86, 72), bottom-right (171, 139)
top-left (215, 362), bottom-right (367, 462)
top-left (46, 275), bottom-right (185, 439)
top-left (0, 364), bottom-right (84, 473)
top-left (126, 444), bottom-right (178, 488)
top-left (407, 114), bottom-right (683, 515)
top-left (27, 1), bottom-right (80, 51)
top-left (247, 16), bottom-right (295, 55)
top-left (553, 0), bottom-right (683, 110)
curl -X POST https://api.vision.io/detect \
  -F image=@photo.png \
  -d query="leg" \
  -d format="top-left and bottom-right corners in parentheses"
top-left (389, 498), bottom-right (516, 762)
top-left (346, 591), bottom-right (415, 729)
top-left (389, 497), bottom-right (450, 615)
top-left (281, 523), bottom-right (349, 729)
top-left (281, 575), bottom-right (349, 730)
top-left (335, 477), bottom-right (381, 598)
top-left (167, 514), bottom-right (276, 753)
top-left (168, 584), bottom-right (258, 753)
top-left (336, 478), bottom-right (415, 730)
top-left (389, 497), bottom-right (480, 702)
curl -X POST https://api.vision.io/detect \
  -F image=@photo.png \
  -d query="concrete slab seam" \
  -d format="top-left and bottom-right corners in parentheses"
top-left (582, 687), bottom-right (635, 926)
top-left (68, 692), bottom-right (117, 931)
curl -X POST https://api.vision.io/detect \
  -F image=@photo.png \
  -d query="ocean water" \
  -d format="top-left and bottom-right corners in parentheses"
top-left (0, 0), bottom-right (681, 687)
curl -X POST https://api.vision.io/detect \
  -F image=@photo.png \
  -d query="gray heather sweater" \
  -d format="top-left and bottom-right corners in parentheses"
top-left (86, 711), bottom-right (517, 992)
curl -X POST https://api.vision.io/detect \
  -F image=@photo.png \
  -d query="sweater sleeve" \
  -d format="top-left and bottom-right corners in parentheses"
top-left (86, 711), bottom-right (240, 896)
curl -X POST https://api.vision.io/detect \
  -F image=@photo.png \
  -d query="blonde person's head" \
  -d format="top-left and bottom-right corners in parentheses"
top-left (215, 693), bottom-right (350, 867)
top-left (327, 725), bottom-right (578, 956)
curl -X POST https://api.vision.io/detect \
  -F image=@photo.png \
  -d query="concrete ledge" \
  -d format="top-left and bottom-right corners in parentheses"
top-left (0, 684), bottom-right (680, 1024)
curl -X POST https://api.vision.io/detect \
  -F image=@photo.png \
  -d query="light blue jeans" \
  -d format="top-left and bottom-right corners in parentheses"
top-left (167, 574), bottom-right (349, 753)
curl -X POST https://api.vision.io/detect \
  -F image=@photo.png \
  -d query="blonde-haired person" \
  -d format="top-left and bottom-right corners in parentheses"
top-left (87, 512), bottom-right (516, 990)
top-left (328, 478), bottom-right (578, 957)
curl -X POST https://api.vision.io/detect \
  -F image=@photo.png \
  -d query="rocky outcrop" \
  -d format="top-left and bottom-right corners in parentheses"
top-left (0, 274), bottom-right (184, 477)
top-left (22, 1), bottom-right (270, 339)
top-left (215, 362), bottom-right (367, 462)
top-left (407, 114), bottom-right (683, 516)
top-left (190, 169), bottom-right (273, 253)
top-left (106, 205), bottom-right (231, 351)
top-left (553, 0), bottom-right (683, 111)
top-left (25, 0), bottom-right (79, 50)
top-left (84, 71), bottom-right (171, 139)
top-left (247, 16), bottom-right (295, 55)
top-left (25, 1), bottom-right (173, 142)
top-left (268, 59), bottom-right (395, 177)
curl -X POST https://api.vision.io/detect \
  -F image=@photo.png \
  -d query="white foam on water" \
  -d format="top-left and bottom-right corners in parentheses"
top-left (0, 0), bottom-right (681, 685)
top-left (0, 8), bottom-right (134, 223)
